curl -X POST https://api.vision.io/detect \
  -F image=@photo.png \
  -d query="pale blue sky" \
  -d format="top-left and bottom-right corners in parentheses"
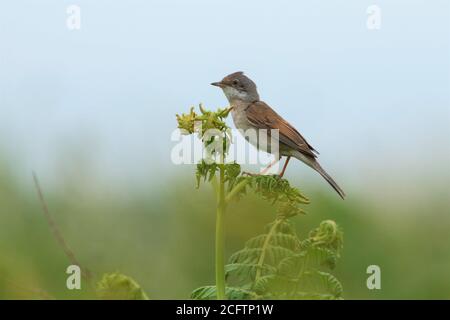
top-left (0, 1), bottom-right (449, 195)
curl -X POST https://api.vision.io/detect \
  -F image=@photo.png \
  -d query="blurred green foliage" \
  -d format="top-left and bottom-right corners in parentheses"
top-left (0, 157), bottom-right (450, 299)
top-left (96, 273), bottom-right (148, 300)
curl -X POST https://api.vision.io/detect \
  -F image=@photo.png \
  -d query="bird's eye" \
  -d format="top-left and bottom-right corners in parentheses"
top-left (232, 79), bottom-right (239, 86)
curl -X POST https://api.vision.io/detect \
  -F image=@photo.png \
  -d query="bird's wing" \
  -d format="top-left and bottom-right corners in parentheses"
top-left (245, 101), bottom-right (318, 158)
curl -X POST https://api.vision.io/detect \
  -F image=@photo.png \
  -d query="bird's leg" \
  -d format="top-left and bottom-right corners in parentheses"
top-left (279, 156), bottom-right (291, 178)
top-left (243, 157), bottom-right (280, 176)
top-left (259, 157), bottom-right (280, 175)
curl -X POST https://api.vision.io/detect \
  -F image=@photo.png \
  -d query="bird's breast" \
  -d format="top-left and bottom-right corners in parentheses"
top-left (231, 105), bottom-right (274, 154)
top-left (231, 107), bottom-right (253, 131)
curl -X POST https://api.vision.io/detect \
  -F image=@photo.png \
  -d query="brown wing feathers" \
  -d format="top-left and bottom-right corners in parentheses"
top-left (245, 101), bottom-right (318, 158)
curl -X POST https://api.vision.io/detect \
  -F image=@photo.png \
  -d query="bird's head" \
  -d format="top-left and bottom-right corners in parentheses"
top-left (211, 71), bottom-right (260, 103)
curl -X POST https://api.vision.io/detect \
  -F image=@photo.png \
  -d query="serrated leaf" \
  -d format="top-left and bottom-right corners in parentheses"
top-left (225, 263), bottom-right (277, 283)
top-left (245, 233), bottom-right (300, 251)
top-left (191, 286), bottom-right (259, 300)
top-left (229, 246), bottom-right (295, 267)
top-left (225, 219), bottom-right (344, 300)
top-left (254, 270), bottom-right (343, 300)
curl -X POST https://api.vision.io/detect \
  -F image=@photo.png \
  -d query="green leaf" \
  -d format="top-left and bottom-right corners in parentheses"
top-left (229, 246), bottom-right (295, 267)
top-left (225, 263), bottom-right (277, 283)
top-left (278, 248), bottom-right (338, 275)
top-left (297, 270), bottom-right (343, 298)
top-left (245, 233), bottom-right (300, 251)
top-left (307, 220), bottom-right (344, 253)
top-left (224, 163), bottom-right (241, 187)
top-left (96, 272), bottom-right (149, 300)
top-left (175, 107), bottom-right (197, 134)
top-left (196, 161), bottom-right (218, 188)
top-left (254, 270), bottom-right (343, 300)
top-left (191, 286), bottom-right (260, 300)
top-left (225, 219), bottom-right (344, 300)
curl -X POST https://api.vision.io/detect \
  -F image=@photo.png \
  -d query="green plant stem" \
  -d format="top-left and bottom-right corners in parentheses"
top-left (254, 218), bottom-right (283, 286)
top-left (215, 163), bottom-right (226, 300)
top-left (225, 179), bottom-right (249, 203)
top-left (210, 175), bottom-right (219, 198)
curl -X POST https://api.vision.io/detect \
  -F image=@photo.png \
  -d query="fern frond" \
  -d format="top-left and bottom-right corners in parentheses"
top-left (278, 248), bottom-right (338, 275)
top-left (294, 270), bottom-right (343, 299)
top-left (191, 285), bottom-right (260, 300)
top-left (225, 263), bottom-right (277, 283)
top-left (245, 233), bottom-right (300, 251)
top-left (229, 246), bottom-right (295, 267)
top-left (224, 219), bottom-right (344, 300)
top-left (196, 161), bottom-right (218, 188)
top-left (254, 270), bottom-right (343, 300)
top-left (264, 219), bottom-right (296, 234)
top-left (306, 220), bottom-right (344, 253)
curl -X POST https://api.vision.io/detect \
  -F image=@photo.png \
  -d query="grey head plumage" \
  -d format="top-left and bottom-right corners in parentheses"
top-left (211, 71), bottom-right (260, 103)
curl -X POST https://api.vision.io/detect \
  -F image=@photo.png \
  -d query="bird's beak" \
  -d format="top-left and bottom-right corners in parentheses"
top-left (211, 81), bottom-right (224, 88)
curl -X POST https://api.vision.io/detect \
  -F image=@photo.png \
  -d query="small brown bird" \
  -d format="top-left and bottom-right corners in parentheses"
top-left (211, 71), bottom-right (345, 199)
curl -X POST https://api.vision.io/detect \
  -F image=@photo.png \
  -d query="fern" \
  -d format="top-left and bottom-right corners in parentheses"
top-left (220, 218), bottom-right (343, 300)
top-left (176, 105), bottom-right (344, 300)
top-left (191, 286), bottom-right (261, 300)
top-left (191, 218), bottom-right (344, 300)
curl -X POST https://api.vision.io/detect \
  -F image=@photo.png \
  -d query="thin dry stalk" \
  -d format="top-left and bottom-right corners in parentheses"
top-left (32, 172), bottom-right (93, 281)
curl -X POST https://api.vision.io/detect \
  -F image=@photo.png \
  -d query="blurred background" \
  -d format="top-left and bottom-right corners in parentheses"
top-left (0, 0), bottom-right (449, 299)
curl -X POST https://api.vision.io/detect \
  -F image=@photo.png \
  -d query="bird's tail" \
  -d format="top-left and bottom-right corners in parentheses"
top-left (311, 161), bottom-right (346, 199)
top-left (291, 152), bottom-right (346, 199)
top-left (292, 151), bottom-right (345, 199)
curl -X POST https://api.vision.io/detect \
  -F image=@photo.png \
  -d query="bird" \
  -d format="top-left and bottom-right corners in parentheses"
top-left (211, 71), bottom-right (345, 199)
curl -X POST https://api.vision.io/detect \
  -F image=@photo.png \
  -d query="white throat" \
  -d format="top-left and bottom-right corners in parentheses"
top-left (222, 86), bottom-right (250, 103)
